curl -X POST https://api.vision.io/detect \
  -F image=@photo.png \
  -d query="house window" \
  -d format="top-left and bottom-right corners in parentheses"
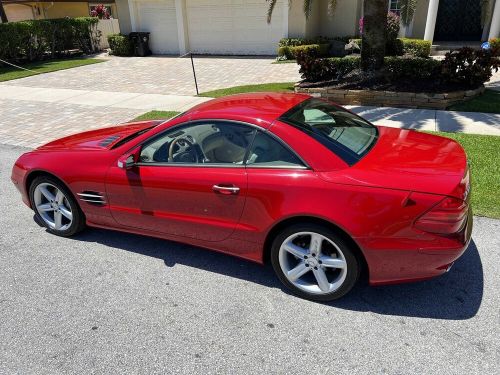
top-left (389, 0), bottom-right (401, 15)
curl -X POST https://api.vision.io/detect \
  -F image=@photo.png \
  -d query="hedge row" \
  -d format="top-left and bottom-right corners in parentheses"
top-left (351, 38), bottom-right (431, 58)
top-left (278, 43), bottom-right (330, 59)
top-left (296, 47), bottom-right (499, 87)
top-left (0, 17), bottom-right (100, 62)
top-left (107, 34), bottom-right (134, 56)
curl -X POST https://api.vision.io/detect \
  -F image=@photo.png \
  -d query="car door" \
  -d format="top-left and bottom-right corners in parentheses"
top-left (106, 120), bottom-right (256, 242)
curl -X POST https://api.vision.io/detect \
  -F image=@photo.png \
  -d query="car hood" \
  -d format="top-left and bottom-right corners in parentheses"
top-left (36, 121), bottom-right (162, 151)
top-left (319, 126), bottom-right (468, 198)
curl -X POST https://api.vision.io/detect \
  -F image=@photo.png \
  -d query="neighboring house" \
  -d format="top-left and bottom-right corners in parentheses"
top-left (2, 0), bottom-right (118, 22)
top-left (115, 0), bottom-right (500, 55)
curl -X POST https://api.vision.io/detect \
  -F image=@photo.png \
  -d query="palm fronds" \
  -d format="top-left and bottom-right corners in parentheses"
top-left (399, 0), bottom-right (419, 27)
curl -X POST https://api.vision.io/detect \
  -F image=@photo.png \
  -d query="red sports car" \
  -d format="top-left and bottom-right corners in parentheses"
top-left (11, 93), bottom-right (472, 301)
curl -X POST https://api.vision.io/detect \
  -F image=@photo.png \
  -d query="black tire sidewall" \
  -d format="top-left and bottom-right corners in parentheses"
top-left (29, 176), bottom-right (85, 237)
top-left (271, 223), bottom-right (359, 302)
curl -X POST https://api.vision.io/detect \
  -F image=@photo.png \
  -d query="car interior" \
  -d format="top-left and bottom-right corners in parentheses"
top-left (139, 122), bottom-right (304, 167)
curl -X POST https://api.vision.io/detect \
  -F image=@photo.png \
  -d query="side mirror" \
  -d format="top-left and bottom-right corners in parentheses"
top-left (117, 146), bottom-right (141, 169)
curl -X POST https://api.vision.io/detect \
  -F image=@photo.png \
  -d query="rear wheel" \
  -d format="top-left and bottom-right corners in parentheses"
top-left (271, 223), bottom-right (359, 301)
top-left (29, 176), bottom-right (85, 237)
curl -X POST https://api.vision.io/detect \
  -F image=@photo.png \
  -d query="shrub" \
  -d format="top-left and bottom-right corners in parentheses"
top-left (278, 43), bottom-right (330, 59)
top-left (278, 38), bottom-right (310, 47)
top-left (489, 38), bottom-right (500, 56)
top-left (400, 38), bottom-right (431, 58)
top-left (386, 12), bottom-right (400, 42)
top-left (295, 48), bottom-right (335, 81)
top-left (384, 56), bottom-right (440, 81)
top-left (441, 47), bottom-right (500, 87)
top-left (108, 34), bottom-right (133, 56)
top-left (0, 17), bottom-right (99, 62)
top-left (351, 38), bottom-right (431, 57)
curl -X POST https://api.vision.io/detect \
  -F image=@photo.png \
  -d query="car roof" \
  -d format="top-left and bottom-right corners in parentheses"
top-left (185, 92), bottom-right (310, 128)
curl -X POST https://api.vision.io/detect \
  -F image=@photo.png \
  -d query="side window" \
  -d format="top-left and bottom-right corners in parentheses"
top-left (246, 131), bottom-right (305, 168)
top-left (140, 122), bottom-right (255, 165)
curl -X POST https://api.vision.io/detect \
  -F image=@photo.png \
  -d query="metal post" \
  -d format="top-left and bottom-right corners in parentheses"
top-left (190, 53), bottom-right (199, 96)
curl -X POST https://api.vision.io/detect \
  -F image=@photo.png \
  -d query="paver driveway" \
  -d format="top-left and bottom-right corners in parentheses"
top-left (1, 56), bottom-right (301, 96)
top-left (0, 56), bottom-right (300, 147)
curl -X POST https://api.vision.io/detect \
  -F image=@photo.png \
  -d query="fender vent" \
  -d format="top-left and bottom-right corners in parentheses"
top-left (98, 135), bottom-right (120, 147)
top-left (77, 191), bottom-right (106, 206)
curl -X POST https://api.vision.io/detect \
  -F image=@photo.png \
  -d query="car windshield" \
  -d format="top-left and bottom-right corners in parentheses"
top-left (279, 98), bottom-right (378, 165)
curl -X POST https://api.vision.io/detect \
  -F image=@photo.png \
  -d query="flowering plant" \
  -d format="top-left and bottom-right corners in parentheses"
top-left (90, 4), bottom-right (110, 19)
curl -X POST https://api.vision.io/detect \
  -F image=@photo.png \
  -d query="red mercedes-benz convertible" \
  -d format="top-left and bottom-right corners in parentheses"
top-left (11, 93), bottom-right (472, 301)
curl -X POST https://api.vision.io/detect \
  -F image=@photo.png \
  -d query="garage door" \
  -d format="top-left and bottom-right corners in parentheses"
top-left (135, 0), bottom-right (179, 54)
top-left (186, 0), bottom-right (285, 55)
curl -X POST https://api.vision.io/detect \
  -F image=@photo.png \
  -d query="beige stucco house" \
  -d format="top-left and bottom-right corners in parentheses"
top-left (2, 0), bottom-right (118, 22)
top-left (112, 0), bottom-right (500, 55)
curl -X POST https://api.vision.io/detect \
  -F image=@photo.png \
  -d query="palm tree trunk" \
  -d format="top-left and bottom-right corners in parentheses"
top-left (0, 1), bottom-right (9, 23)
top-left (361, 0), bottom-right (387, 71)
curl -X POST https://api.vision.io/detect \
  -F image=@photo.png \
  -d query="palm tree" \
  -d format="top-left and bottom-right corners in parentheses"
top-left (0, 1), bottom-right (8, 23)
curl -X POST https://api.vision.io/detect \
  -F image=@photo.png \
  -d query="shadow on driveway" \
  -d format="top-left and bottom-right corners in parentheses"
top-left (71, 227), bottom-right (483, 320)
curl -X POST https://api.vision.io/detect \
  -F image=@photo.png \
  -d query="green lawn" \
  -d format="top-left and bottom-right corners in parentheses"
top-left (448, 89), bottom-right (500, 114)
top-left (199, 82), bottom-right (295, 98)
top-left (430, 131), bottom-right (500, 219)
top-left (0, 58), bottom-right (106, 82)
top-left (132, 110), bottom-right (180, 121)
top-left (272, 59), bottom-right (298, 64)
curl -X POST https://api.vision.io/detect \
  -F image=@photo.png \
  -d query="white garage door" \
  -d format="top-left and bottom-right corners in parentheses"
top-left (186, 0), bottom-right (285, 55)
top-left (135, 0), bottom-right (179, 54)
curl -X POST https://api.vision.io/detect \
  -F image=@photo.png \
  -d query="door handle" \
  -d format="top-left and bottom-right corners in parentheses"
top-left (212, 184), bottom-right (240, 195)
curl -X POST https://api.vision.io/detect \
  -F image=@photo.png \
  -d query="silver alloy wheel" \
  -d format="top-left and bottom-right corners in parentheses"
top-left (278, 231), bottom-right (347, 295)
top-left (33, 182), bottom-right (73, 231)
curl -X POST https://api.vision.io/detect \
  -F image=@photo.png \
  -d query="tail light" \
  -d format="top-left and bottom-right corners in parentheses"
top-left (414, 196), bottom-right (468, 235)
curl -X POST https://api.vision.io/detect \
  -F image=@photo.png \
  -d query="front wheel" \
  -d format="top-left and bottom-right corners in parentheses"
top-left (271, 223), bottom-right (359, 301)
top-left (29, 176), bottom-right (86, 237)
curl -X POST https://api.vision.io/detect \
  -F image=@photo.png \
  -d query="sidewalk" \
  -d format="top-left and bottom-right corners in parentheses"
top-left (347, 106), bottom-right (500, 136)
top-left (0, 85), bottom-right (211, 112)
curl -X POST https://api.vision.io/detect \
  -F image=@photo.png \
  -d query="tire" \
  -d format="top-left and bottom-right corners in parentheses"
top-left (29, 175), bottom-right (86, 237)
top-left (271, 223), bottom-right (359, 302)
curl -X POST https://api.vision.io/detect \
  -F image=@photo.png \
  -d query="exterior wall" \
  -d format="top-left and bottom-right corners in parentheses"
top-left (317, 0), bottom-right (362, 38)
top-left (43, 2), bottom-right (89, 19)
top-left (115, 0), bottom-right (132, 33)
top-left (287, 0), bottom-right (307, 38)
top-left (4, 4), bottom-right (35, 22)
top-left (411, 0), bottom-right (429, 39)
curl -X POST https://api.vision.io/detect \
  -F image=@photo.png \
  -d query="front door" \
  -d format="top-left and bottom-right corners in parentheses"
top-left (435, 0), bottom-right (482, 41)
top-left (106, 121), bottom-right (256, 242)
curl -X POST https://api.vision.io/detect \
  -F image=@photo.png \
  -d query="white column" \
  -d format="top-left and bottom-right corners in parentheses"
top-left (424, 0), bottom-right (440, 42)
top-left (175, 0), bottom-right (188, 55)
top-left (489, 0), bottom-right (500, 39)
top-left (128, 0), bottom-right (137, 32)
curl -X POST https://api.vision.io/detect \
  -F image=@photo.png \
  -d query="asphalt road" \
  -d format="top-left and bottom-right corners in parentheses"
top-left (0, 144), bottom-right (498, 374)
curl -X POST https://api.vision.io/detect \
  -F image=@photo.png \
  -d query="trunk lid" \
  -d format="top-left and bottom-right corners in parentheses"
top-left (319, 126), bottom-right (468, 199)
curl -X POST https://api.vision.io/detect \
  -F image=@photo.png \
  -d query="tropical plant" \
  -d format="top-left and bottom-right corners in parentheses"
top-left (399, 0), bottom-right (419, 27)
top-left (266, 0), bottom-right (338, 23)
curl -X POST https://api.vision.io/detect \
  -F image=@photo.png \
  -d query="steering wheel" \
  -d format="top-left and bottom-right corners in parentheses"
top-left (168, 136), bottom-right (198, 163)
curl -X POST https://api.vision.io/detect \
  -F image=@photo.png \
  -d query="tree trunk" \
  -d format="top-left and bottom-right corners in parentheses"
top-left (0, 1), bottom-right (9, 23)
top-left (361, 0), bottom-right (387, 71)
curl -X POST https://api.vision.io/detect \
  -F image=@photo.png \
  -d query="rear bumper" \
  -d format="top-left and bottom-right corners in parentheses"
top-left (359, 208), bottom-right (473, 286)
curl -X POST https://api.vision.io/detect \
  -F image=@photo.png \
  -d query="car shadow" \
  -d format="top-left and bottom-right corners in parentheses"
top-left (70, 227), bottom-right (483, 320)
